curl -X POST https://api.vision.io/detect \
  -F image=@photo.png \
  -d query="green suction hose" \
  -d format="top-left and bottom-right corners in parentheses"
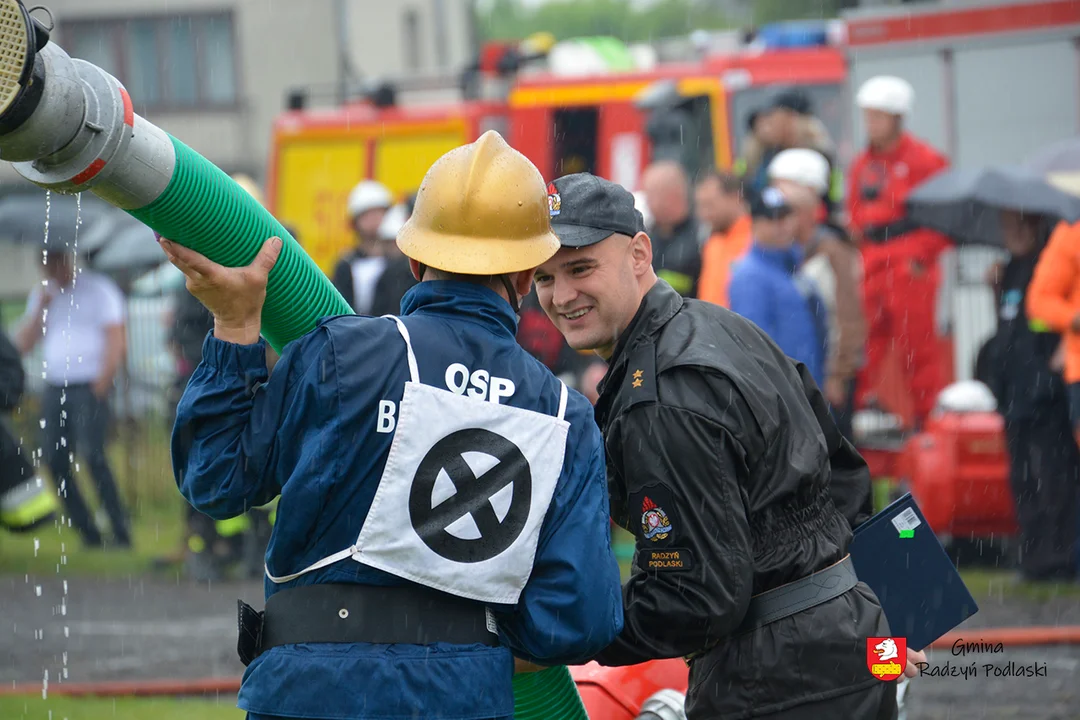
top-left (128, 135), bottom-right (353, 353)
top-left (513, 666), bottom-right (589, 719)
top-left (127, 136), bottom-right (590, 716)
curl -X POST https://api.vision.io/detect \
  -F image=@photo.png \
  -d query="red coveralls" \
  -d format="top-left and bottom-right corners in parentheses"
top-left (847, 132), bottom-right (951, 423)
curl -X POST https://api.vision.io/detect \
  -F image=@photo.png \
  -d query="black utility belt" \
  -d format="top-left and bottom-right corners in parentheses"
top-left (863, 219), bottom-right (919, 244)
top-left (736, 554), bottom-right (858, 636)
top-left (687, 554), bottom-right (859, 663)
top-left (237, 583), bottom-right (499, 666)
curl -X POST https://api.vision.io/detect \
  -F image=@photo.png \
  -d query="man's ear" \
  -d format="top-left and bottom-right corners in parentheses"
top-left (409, 258), bottom-right (422, 281)
top-left (630, 232), bottom-right (653, 277)
top-left (514, 268), bottom-right (537, 299)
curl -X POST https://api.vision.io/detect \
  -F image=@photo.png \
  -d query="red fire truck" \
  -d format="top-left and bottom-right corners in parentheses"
top-left (266, 25), bottom-right (846, 274)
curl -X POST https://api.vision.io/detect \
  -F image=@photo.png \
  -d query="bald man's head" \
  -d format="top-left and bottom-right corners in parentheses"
top-left (642, 161), bottom-right (690, 231)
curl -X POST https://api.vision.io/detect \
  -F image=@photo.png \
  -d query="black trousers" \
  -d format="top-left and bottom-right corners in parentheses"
top-left (1005, 406), bottom-right (1080, 580)
top-left (42, 384), bottom-right (131, 547)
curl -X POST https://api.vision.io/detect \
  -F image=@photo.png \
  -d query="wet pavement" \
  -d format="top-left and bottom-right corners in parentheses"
top-left (2, 574), bottom-right (1080, 718)
top-left (0, 575), bottom-right (259, 687)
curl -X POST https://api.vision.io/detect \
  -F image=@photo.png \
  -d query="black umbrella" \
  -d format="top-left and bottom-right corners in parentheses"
top-left (906, 166), bottom-right (1080, 247)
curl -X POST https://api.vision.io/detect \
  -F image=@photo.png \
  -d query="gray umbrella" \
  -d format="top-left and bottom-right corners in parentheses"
top-left (0, 190), bottom-right (162, 268)
top-left (1024, 136), bottom-right (1080, 174)
top-left (906, 166), bottom-right (1080, 247)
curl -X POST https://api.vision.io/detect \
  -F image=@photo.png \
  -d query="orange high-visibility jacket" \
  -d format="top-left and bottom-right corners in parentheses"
top-left (698, 214), bottom-right (753, 308)
top-left (1027, 220), bottom-right (1080, 383)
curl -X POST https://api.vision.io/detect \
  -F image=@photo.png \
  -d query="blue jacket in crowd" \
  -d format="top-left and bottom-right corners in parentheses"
top-left (728, 242), bottom-right (827, 388)
top-left (172, 280), bottom-right (624, 720)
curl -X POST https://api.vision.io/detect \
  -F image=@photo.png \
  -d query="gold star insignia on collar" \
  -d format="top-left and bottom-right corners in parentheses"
top-left (633, 369), bottom-right (644, 379)
top-left (632, 379), bottom-right (643, 388)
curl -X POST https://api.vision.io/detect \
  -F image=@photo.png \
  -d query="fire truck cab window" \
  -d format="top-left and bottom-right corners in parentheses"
top-left (644, 95), bottom-right (713, 182)
top-left (553, 108), bottom-right (598, 176)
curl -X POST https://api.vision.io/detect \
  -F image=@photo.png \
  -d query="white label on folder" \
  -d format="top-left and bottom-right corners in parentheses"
top-left (891, 508), bottom-right (922, 533)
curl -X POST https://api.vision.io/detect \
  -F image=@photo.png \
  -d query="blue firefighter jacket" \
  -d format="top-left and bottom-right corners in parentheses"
top-left (728, 243), bottom-right (827, 389)
top-left (172, 281), bottom-right (624, 720)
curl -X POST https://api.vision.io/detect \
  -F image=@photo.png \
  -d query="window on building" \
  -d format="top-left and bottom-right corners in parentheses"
top-left (403, 9), bottom-right (422, 72)
top-left (62, 13), bottom-right (239, 111)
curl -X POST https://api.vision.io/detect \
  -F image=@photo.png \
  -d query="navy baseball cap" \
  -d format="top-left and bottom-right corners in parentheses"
top-left (749, 185), bottom-right (793, 220)
top-left (547, 173), bottom-right (645, 248)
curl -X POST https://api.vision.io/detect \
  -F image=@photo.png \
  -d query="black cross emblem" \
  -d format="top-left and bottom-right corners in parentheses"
top-left (409, 428), bottom-right (532, 563)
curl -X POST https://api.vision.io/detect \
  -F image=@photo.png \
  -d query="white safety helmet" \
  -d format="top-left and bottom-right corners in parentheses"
top-left (377, 202), bottom-right (410, 241)
top-left (767, 149), bottom-right (831, 196)
top-left (935, 380), bottom-right (997, 414)
top-left (856, 76), bottom-right (914, 116)
top-left (347, 180), bottom-right (393, 219)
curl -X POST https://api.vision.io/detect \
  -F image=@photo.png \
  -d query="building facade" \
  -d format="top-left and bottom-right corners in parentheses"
top-left (0, 0), bottom-right (476, 299)
top-left (0, 0), bottom-right (477, 192)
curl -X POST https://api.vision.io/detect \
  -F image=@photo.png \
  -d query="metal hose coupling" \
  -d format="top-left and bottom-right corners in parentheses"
top-left (0, 0), bottom-right (175, 208)
top-left (635, 688), bottom-right (688, 720)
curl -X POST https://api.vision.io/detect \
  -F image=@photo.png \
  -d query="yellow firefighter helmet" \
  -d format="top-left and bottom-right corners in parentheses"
top-left (396, 130), bottom-right (560, 275)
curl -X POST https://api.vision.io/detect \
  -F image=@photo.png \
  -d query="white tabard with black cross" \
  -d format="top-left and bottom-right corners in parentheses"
top-left (266, 316), bottom-right (570, 606)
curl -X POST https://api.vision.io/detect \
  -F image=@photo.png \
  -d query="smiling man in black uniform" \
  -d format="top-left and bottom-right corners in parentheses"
top-left (534, 173), bottom-right (922, 719)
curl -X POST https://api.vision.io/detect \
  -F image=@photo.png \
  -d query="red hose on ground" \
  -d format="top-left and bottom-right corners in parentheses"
top-left (1, 676), bottom-right (241, 697)
top-left (3, 626), bottom-right (1080, 698)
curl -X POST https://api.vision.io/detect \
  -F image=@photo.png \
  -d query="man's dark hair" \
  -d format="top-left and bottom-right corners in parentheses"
top-left (696, 170), bottom-right (744, 197)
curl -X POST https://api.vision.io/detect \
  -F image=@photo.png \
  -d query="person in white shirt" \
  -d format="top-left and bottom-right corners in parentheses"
top-left (330, 180), bottom-right (394, 314)
top-left (15, 248), bottom-right (131, 549)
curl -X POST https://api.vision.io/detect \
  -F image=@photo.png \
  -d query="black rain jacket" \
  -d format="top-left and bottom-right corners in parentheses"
top-left (592, 280), bottom-right (897, 719)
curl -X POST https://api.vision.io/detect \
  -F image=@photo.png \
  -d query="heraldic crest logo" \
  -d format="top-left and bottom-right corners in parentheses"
top-left (641, 495), bottom-right (672, 541)
top-left (867, 636), bottom-right (906, 682)
top-left (547, 182), bottom-right (561, 217)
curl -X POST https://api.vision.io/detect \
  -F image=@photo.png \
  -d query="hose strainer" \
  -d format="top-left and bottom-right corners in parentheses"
top-left (0, 0), bottom-right (32, 118)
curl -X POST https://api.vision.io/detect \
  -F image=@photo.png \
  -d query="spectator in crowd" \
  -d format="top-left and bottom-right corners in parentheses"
top-left (14, 246), bottom-right (131, 549)
top-left (331, 180), bottom-right (394, 314)
top-left (728, 186), bottom-right (828, 388)
top-left (848, 76), bottom-right (951, 427)
top-left (738, 89), bottom-right (836, 202)
top-left (1028, 219), bottom-right (1080, 450)
top-left (160, 179), bottom-right (278, 579)
top-left (770, 149), bottom-right (867, 440)
top-left (0, 327), bottom-right (58, 534)
top-left (641, 161), bottom-right (708, 298)
top-left (695, 170), bottom-right (752, 308)
top-left (369, 193), bottom-right (419, 317)
top-left (166, 280), bottom-right (267, 579)
top-left (985, 211), bottom-right (1078, 583)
